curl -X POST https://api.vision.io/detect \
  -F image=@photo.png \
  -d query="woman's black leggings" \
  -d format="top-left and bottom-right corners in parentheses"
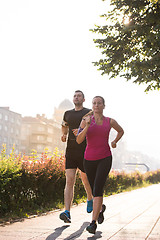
top-left (84, 156), bottom-right (112, 197)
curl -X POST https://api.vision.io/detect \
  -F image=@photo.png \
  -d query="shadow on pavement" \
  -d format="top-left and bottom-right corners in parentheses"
top-left (64, 221), bottom-right (90, 240)
top-left (46, 225), bottom-right (70, 240)
top-left (45, 222), bottom-right (102, 240)
top-left (87, 231), bottom-right (102, 240)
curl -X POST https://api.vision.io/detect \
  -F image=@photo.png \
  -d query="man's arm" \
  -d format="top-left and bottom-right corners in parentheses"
top-left (61, 120), bottom-right (69, 142)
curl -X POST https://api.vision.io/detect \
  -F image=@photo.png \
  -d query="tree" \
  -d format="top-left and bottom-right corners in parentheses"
top-left (92, 0), bottom-right (160, 91)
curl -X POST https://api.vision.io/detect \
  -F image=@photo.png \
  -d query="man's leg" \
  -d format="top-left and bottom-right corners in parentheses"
top-left (59, 168), bottom-right (76, 223)
top-left (64, 168), bottom-right (77, 211)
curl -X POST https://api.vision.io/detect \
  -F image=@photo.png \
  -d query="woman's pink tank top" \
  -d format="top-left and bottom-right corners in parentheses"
top-left (84, 116), bottom-right (111, 161)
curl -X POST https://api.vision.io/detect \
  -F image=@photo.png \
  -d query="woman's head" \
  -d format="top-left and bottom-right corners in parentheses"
top-left (92, 96), bottom-right (105, 113)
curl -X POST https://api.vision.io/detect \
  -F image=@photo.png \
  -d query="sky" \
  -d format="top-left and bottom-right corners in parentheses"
top-left (0, 0), bottom-right (160, 160)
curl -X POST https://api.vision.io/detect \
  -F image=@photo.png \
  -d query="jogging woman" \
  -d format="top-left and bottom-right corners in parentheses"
top-left (76, 96), bottom-right (124, 234)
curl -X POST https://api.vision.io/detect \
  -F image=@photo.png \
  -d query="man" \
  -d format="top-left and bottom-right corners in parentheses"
top-left (59, 90), bottom-right (93, 223)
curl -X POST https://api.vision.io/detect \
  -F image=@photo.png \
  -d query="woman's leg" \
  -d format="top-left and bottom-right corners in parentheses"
top-left (92, 196), bottom-right (103, 221)
top-left (92, 156), bottom-right (112, 221)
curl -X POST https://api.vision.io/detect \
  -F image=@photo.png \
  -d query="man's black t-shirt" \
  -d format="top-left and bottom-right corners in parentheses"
top-left (63, 107), bottom-right (91, 151)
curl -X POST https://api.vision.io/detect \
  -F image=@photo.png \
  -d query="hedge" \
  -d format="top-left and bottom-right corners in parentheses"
top-left (0, 145), bottom-right (160, 218)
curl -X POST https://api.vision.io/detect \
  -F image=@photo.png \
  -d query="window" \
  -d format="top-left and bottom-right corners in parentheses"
top-left (4, 126), bottom-right (8, 131)
top-left (37, 135), bottom-right (44, 141)
top-left (11, 118), bottom-right (14, 123)
top-left (0, 113), bottom-right (2, 119)
top-left (5, 115), bottom-right (8, 121)
top-left (0, 124), bottom-right (2, 130)
top-left (48, 128), bottom-right (53, 133)
top-left (16, 129), bottom-right (19, 135)
top-left (17, 119), bottom-right (21, 125)
top-left (47, 137), bottom-right (52, 143)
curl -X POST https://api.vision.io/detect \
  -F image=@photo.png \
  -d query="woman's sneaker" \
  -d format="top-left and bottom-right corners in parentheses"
top-left (86, 220), bottom-right (97, 234)
top-left (59, 210), bottom-right (71, 223)
top-left (87, 199), bottom-right (93, 213)
top-left (98, 204), bottom-right (106, 224)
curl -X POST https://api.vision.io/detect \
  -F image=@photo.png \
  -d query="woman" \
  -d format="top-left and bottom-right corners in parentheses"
top-left (76, 96), bottom-right (124, 234)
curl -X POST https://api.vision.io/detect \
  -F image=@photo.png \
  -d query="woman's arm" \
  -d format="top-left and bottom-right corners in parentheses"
top-left (76, 116), bottom-right (91, 144)
top-left (110, 118), bottom-right (124, 148)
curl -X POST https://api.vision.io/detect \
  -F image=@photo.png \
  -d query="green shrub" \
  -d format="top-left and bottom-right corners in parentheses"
top-left (0, 146), bottom-right (66, 217)
top-left (144, 170), bottom-right (160, 183)
top-left (0, 145), bottom-right (22, 214)
top-left (1, 144), bottom-right (160, 220)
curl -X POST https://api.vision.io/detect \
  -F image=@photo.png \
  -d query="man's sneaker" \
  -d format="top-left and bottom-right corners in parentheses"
top-left (86, 220), bottom-right (97, 234)
top-left (59, 210), bottom-right (71, 223)
top-left (87, 199), bottom-right (93, 213)
top-left (98, 204), bottom-right (106, 224)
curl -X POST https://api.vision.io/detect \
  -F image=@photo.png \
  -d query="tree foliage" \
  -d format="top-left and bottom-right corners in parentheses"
top-left (92, 0), bottom-right (160, 91)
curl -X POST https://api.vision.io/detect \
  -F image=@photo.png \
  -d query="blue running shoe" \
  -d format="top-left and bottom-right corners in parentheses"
top-left (59, 210), bottom-right (71, 223)
top-left (87, 199), bottom-right (93, 213)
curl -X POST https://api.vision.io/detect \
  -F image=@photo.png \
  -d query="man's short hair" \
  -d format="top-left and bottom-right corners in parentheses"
top-left (75, 90), bottom-right (85, 99)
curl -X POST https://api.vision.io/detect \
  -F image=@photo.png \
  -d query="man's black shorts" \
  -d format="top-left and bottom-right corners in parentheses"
top-left (65, 149), bottom-right (85, 173)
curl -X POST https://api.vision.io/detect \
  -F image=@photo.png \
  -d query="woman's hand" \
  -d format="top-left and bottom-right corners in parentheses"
top-left (111, 141), bottom-right (117, 148)
top-left (72, 128), bottom-right (78, 136)
top-left (85, 115), bottom-right (91, 127)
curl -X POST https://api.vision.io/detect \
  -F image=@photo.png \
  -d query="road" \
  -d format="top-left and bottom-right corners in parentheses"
top-left (0, 184), bottom-right (160, 240)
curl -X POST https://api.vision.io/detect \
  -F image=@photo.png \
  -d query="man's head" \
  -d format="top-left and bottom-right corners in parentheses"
top-left (73, 90), bottom-right (85, 107)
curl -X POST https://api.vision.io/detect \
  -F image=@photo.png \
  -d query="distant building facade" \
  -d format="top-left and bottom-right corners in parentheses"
top-left (21, 114), bottom-right (63, 155)
top-left (53, 99), bottom-right (73, 124)
top-left (0, 107), bottom-right (22, 155)
top-left (0, 99), bottom-right (73, 156)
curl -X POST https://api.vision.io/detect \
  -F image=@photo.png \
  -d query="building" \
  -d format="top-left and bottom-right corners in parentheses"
top-left (20, 114), bottom-right (64, 155)
top-left (53, 99), bottom-right (73, 123)
top-left (0, 99), bottom-right (73, 156)
top-left (0, 107), bottom-right (22, 155)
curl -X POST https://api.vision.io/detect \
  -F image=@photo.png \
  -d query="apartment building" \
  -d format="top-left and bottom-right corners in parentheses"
top-left (0, 99), bottom-right (73, 156)
top-left (20, 114), bottom-right (64, 155)
top-left (0, 107), bottom-right (22, 155)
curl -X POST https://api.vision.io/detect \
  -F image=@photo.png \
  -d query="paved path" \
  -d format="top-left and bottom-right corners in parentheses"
top-left (0, 184), bottom-right (160, 240)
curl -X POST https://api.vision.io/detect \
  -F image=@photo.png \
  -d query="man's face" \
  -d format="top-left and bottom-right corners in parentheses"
top-left (73, 92), bottom-right (85, 106)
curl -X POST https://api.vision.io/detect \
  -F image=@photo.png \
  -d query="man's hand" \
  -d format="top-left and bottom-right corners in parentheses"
top-left (61, 134), bottom-right (67, 142)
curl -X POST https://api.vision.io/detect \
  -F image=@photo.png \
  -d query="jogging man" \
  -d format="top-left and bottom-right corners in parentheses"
top-left (59, 90), bottom-right (93, 223)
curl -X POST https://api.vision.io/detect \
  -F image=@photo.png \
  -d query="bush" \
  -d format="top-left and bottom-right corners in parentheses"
top-left (144, 170), bottom-right (160, 184)
top-left (1, 144), bottom-right (160, 220)
top-left (0, 146), bottom-right (66, 217)
top-left (0, 145), bottom-right (22, 214)
top-left (104, 170), bottom-right (144, 195)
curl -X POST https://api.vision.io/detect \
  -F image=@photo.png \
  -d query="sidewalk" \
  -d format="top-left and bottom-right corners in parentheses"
top-left (0, 184), bottom-right (160, 240)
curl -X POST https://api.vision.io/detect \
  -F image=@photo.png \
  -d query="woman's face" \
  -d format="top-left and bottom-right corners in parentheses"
top-left (92, 97), bottom-right (105, 113)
